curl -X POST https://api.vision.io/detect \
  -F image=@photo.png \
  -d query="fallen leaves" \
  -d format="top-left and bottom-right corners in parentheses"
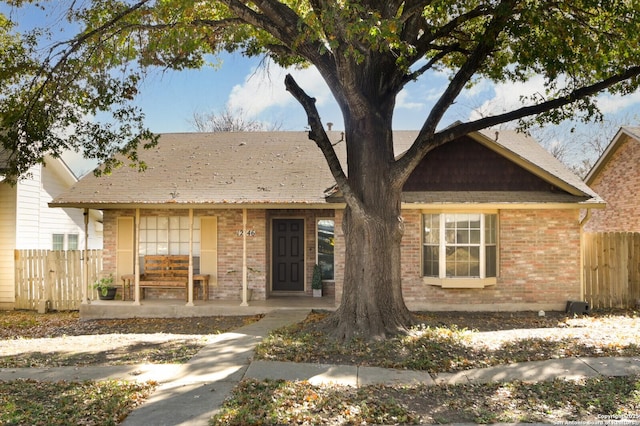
top-left (0, 311), bottom-right (263, 339)
top-left (212, 376), bottom-right (640, 425)
top-left (0, 379), bottom-right (156, 426)
top-left (255, 309), bottom-right (640, 373)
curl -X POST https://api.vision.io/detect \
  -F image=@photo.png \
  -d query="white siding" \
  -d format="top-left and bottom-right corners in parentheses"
top-left (0, 183), bottom-right (17, 305)
top-left (15, 163), bottom-right (102, 250)
top-left (1, 160), bottom-right (103, 308)
top-left (15, 164), bottom-right (42, 248)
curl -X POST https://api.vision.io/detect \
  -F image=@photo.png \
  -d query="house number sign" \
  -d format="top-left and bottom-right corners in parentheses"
top-left (236, 230), bottom-right (256, 237)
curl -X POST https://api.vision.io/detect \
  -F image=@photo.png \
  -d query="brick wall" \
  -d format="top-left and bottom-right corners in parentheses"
top-left (105, 206), bottom-right (581, 310)
top-left (334, 208), bottom-right (582, 311)
top-left (104, 208), bottom-right (335, 301)
top-left (585, 135), bottom-right (640, 232)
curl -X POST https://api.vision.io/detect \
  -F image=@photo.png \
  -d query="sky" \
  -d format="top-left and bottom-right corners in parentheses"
top-left (5, 2), bottom-right (640, 175)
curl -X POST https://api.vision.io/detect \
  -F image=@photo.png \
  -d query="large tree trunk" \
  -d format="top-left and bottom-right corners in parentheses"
top-left (328, 114), bottom-right (414, 341)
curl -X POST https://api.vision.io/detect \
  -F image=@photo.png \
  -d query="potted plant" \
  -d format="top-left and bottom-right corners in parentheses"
top-left (312, 264), bottom-right (323, 297)
top-left (93, 275), bottom-right (117, 300)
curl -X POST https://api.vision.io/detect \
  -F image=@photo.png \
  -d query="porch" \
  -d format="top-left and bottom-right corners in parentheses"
top-left (79, 295), bottom-right (337, 320)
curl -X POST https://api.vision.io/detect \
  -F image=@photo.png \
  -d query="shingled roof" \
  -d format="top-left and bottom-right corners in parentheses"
top-left (50, 129), bottom-right (601, 209)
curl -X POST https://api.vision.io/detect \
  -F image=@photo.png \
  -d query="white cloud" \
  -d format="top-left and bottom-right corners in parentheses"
top-left (468, 75), bottom-right (548, 121)
top-left (227, 61), bottom-right (332, 117)
top-left (396, 89), bottom-right (425, 110)
top-left (596, 91), bottom-right (640, 114)
top-left (469, 75), bottom-right (640, 122)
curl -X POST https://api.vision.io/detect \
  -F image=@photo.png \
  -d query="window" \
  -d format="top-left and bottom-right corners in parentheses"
top-left (67, 234), bottom-right (79, 250)
top-left (52, 234), bottom-right (81, 250)
top-left (52, 234), bottom-right (65, 250)
top-left (139, 216), bottom-right (201, 255)
top-left (423, 213), bottom-right (497, 286)
top-left (317, 219), bottom-right (335, 280)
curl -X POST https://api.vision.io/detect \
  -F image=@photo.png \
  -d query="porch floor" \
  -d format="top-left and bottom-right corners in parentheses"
top-left (79, 295), bottom-right (337, 320)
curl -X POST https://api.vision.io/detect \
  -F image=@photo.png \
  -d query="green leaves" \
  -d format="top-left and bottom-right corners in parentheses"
top-left (2, 0), bottom-right (640, 182)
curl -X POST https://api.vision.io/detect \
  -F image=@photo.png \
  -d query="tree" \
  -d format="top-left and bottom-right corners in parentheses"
top-left (189, 107), bottom-right (282, 132)
top-left (2, 1), bottom-right (640, 340)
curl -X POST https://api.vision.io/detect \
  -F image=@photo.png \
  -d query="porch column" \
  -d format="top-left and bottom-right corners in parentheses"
top-left (186, 209), bottom-right (195, 306)
top-left (81, 208), bottom-right (89, 305)
top-left (240, 208), bottom-right (249, 306)
top-left (133, 208), bottom-right (141, 305)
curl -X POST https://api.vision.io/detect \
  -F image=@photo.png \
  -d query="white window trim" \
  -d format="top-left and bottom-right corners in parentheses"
top-left (422, 212), bottom-right (498, 289)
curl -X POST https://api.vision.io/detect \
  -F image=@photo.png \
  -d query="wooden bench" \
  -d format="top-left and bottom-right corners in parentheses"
top-left (121, 255), bottom-right (209, 301)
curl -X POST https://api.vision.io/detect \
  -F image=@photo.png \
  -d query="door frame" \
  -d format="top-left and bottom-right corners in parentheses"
top-left (270, 217), bottom-right (306, 293)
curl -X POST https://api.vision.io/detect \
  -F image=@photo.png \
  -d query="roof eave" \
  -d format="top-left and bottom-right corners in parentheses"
top-left (48, 201), bottom-right (345, 210)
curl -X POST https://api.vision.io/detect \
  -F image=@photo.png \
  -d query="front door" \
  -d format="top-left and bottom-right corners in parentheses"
top-left (272, 219), bottom-right (305, 291)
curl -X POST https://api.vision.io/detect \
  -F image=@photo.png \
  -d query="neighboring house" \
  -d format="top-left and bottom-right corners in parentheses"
top-left (50, 130), bottom-right (602, 313)
top-left (583, 126), bottom-right (640, 232)
top-left (0, 154), bottom-right (103, 309)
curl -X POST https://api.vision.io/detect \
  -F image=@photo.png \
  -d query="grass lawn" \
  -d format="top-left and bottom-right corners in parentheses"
top-left (2, 309), bottom-right (640, 425)
top-left (212, 376), bottom-right (640, 425)
top-left (0, 379), bottom-right (155, 426)
top-left (213, 309), bottom-right (640, 425)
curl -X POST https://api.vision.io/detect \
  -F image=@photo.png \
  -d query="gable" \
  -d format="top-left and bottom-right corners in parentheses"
top-left (403, 136), bottom-right (563, 193)
top-left (585, 127), bottom-right (640, 186)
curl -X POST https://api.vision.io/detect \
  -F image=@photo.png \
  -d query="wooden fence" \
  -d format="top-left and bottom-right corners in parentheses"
top-left (14, 249), bottom-right (103, 311)
top-left (583, 232), bottom-right (640, 309)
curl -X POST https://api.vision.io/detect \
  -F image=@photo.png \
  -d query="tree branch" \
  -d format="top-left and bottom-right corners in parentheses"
top-left (418, 0), bottom-right (518, 137)
top-left (402, 44), bottom-right (466, 83)
top-left (24, 0), bottom-right (152, 120)
top-left (284, 74), bottom-right (364, 214)
top-left (394, 65), bottom-right (640, 183)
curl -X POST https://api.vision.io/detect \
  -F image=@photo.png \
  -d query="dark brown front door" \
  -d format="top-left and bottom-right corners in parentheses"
top-left (272, 219), bottom-right (304, 291)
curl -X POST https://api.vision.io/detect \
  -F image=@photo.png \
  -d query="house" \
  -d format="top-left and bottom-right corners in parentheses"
top-left (50, 130), bottom-right (603, 316)
top-left (0, 153), bottom-right (103, 310)
top-left (583, 126), bottom-right (640, 232)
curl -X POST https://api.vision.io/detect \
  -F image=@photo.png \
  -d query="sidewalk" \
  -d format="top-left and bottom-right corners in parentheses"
top-left (2, 310), bottom-right (640, 425)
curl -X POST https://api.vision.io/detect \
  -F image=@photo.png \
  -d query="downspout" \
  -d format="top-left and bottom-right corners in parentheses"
top-left (240, 208), bottom-right (249, 306)
top-left (187, 208), bottom-right (194, 306)
top-left (134, 208), bottom-right (141, 305)
top-left (82, 208), bottom-right (89, 305)
top-left (579, 208), bottom-right (593, 302)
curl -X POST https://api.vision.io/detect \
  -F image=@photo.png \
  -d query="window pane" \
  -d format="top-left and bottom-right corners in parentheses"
top-left (317, 220), bottom-right (334, 280)
top-left (179, 242), bottom-right (189, 255)
top-left (486, 245), bottom-right (497, 277)
top-left (446, 239), bottom-right (480, 277)
top-left (423, 215), bottom-right (439, 244)
top-left (469, 246), bottom-right (480, 276)
top-left (469, 216), bottom-right (480, 229)
top-left (179, 216), bottom-right (190, 229)
top-left (68, 234), bottom-right (78, 250)
top-left (52, 234), bottom-right (64, 250)
top-left (423, 246), bottom-right (439, 276)
top-left (147, 217), bottom-right (157, 229)
top-left (157, 243), bottom-right (168, 255)
top-left (485, 214), bottom-right (497, 244)
top-left (169, 216), bottom-right (179, 229)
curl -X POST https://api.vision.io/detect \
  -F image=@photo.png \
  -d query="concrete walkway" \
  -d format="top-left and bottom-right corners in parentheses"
top-left (2, 309), bottom-right (640, 425)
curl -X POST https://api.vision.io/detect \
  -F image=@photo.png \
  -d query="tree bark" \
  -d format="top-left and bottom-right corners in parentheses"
top-left (328, 115), bottom-right (414, 341)
top-left (285, 72), bottom-right (414, 341)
